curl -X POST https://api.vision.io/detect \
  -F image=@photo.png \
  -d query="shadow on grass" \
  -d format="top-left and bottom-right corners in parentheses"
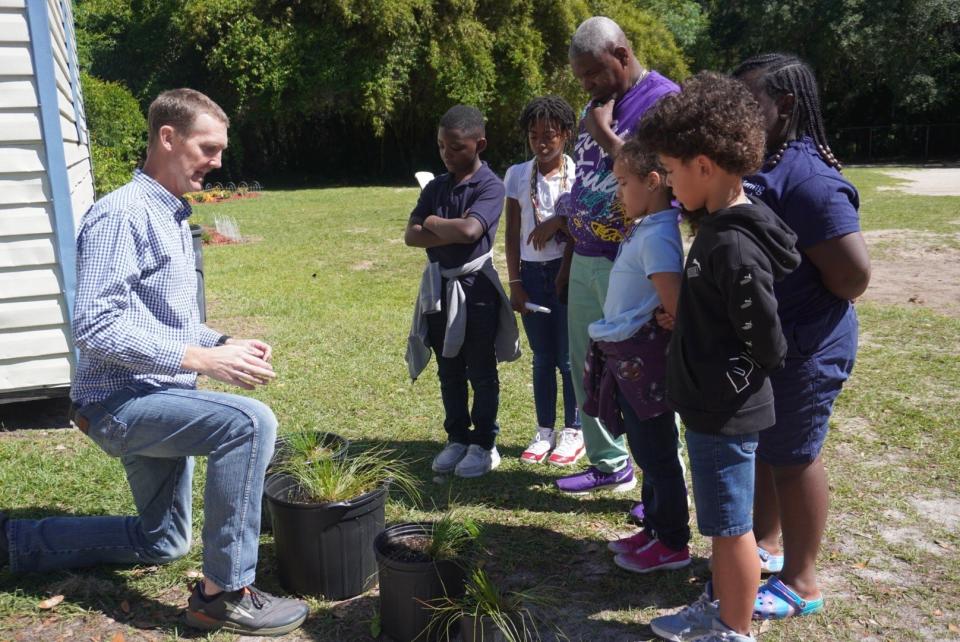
top-left (349, 437), bottom-right (643, 518)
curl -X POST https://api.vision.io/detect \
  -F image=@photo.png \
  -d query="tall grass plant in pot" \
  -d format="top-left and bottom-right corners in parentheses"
top-left (261, 429), bottom-right (349, 533)
top-left (264, 446), bottom-right (419, 599)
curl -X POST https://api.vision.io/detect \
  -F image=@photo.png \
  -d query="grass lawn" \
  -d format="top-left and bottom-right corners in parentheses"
top-left (1, 167), bottom-right (958, 641)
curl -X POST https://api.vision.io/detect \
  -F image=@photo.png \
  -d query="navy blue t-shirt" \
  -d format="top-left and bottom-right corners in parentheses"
top-left (744, 137), bottom-right (860, 329)
top-left (409, 163), bottom-right (505, 298)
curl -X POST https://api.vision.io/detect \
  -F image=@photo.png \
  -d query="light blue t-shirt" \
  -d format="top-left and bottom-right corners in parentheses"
top-left (588, 208), bottom-right (683, 343)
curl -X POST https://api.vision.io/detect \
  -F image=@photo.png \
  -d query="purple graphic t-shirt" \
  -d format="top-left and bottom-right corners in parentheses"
top-left (563, 71), bottom-right (679, 261)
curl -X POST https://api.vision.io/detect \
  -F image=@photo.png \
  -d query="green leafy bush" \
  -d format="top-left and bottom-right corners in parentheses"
top-left (81, 71), bottom-right (146, 196)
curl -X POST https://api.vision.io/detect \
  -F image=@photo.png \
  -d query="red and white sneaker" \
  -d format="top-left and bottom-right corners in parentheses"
top-left (614, 539), bottom-right (691, 574)
top-left (607, 529), bottom-right (655, 555)
top-left (520, 428), bottom-right (555, 464)
top-left (548, 427), bottom-right (585, 467)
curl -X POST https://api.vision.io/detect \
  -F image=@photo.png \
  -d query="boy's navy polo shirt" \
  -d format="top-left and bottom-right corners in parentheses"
top-left (410, 163), bottom-right (506, 298)
top-left (744, 137), bottom-right (861, 329)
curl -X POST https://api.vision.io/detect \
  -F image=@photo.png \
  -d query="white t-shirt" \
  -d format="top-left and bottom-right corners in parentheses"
top-left (504, 155), bottom-right (575, 262)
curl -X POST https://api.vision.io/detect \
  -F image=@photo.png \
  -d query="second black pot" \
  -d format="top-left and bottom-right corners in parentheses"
top-left (374, 522), bottom-right (468, 642)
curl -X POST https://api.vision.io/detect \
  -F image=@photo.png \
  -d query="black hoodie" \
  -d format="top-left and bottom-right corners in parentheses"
top-left (667, 197), bottom-right (801, 435)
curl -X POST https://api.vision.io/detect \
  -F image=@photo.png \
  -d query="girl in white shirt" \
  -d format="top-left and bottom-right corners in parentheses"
top-left (504, 96), bottom-right (584, 466)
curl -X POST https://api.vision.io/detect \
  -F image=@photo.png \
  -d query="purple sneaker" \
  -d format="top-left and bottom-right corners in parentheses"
top-left (628, 501), bottom-right (645, 525)
top-left (555, 463), bottom-right (637, 494)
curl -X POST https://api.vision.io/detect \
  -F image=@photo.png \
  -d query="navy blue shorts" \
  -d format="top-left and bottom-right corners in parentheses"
top-left (758, 305), bottom-right (858, 466)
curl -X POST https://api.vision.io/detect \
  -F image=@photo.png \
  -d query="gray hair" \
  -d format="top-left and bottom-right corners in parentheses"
top-left (569, 16), bottom-right (629, 58)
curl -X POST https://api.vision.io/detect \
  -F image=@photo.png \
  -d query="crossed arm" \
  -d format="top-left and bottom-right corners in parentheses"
top-left (404, 214), bottom-right (484, 247)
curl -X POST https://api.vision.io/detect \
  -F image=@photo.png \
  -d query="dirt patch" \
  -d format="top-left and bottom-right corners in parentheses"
top-left (911, 494), bottom-right (960, 532)
top-left (860, 229), bottom-right (960, 317)
top-left (879, 168), bottom-right (960, 196)
top-left (352, 260), bottom-right (374, 271)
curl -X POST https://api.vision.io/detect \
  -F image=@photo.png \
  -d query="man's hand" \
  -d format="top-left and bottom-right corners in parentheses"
top-left (584, 98), bottom-right (615, 141)
top-left (183, 342), bottom-right (276, 390)
top-left (226, 337), bottom-right (272, 363)
top-left (509, 282), bottom-right (530, 315)
top-left (527, 216), bottom-right (564, 251)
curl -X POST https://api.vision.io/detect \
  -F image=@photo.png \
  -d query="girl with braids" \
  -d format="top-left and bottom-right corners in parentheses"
top-left (504, 96), bottom-right (584, 466)
top-left (733, 53), bottom-right (871, 620)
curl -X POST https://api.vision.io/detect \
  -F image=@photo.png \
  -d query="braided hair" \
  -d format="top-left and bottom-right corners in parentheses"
top-left (518, 95), bottom-right (576, 137)
top-left (733, 53), bottom-right (842, 171)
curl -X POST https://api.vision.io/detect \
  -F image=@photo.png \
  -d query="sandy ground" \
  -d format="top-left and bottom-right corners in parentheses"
top-left (859, 229), bottom-right (960, 317)
top-left (880, 167), bottom-right (960, 196)
top-left (859, 168), bottom-right (960, 317)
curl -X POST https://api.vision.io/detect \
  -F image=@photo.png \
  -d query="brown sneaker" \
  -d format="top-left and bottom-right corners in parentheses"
top-left (185, 582), bottom-right (308, 636)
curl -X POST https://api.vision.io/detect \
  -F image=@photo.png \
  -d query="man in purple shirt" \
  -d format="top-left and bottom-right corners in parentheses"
top-left (549, 17), bottom-right (680, 496)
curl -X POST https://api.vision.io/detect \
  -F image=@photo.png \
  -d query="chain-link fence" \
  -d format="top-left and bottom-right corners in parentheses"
top-left (833, 124), bottom-right (960, 163)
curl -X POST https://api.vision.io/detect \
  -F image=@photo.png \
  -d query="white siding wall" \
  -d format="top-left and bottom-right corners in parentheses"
top-left (0, 0), bottom-right (93, 398)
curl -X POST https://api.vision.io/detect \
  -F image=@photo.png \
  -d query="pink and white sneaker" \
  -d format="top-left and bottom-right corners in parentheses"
top-left (548, 427), bottom-right (585, 467)
top-left (607, 529), bottom-right (655, 555)
top-left (520, 428), bottom-right (555, 464)
top-left (613, 539), bottom-right (691, 573)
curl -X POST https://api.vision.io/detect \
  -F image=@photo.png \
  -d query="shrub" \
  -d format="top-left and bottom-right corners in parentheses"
top-left (81, 72), bottom-right (146, 196)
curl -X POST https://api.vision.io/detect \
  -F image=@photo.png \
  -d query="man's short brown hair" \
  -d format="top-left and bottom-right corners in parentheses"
top-left (147, 88), bottom-right (229, 147)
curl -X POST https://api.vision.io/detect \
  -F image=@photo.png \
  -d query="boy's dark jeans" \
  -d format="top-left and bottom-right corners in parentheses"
top-left (617, 392), bottom-right (691, 550)
top-left (426, 299), bottom-right (500, 450)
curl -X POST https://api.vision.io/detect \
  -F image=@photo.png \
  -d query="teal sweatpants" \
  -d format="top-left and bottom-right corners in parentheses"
top-left (567, 253), bottom-right (630, 473)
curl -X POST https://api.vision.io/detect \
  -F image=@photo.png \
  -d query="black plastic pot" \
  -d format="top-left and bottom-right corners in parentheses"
top-left (261, 431), bottom-right (349, 533)
top-left (265, 472), bottom-right (384, 599)
top-left (374, 523), bottom-right (468, 642)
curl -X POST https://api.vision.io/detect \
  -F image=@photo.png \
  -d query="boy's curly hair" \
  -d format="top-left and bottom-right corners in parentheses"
top-left (635, 71), bottom-right (765, 176)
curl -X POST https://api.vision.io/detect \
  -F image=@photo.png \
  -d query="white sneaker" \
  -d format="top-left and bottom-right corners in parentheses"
top-left (548, 427), bottom-right (585, 466)
top-left (520, 428), bottom-right (555, 464)
top-left (432, 442), bottom-right (468, 474)
top-left (454, 445), bottom-right (501, 478)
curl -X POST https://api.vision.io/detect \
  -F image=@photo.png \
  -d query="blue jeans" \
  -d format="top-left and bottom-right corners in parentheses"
top-left (520, 259), bottom-right (579, 429)
top-left (6, 385), bottom-right (276, 591)
top-left (684, 429), bottom-right (758, 538)
top-left (425, 296), bottom-right (500, 450)
top-left (618, 397), bottom-right (689, 549)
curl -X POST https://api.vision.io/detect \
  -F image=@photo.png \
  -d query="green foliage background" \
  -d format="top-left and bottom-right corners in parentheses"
top-left (74, 0), bottom-right (959, 186)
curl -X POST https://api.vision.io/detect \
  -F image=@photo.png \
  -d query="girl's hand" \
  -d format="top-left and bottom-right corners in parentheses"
top-left (654, 307), bottom-right (675, 331)
top-left (527, 216), bottom-right (563, 251)
top-left (509, 282), bottom-right (530, 314)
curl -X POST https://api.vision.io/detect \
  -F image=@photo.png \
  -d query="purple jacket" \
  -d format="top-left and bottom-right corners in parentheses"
top-left (583, 318), bottom-right (671, 437)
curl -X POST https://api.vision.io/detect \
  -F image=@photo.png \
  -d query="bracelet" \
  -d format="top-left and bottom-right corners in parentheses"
top-left (508, 279), bottom-right (522, 284)
top-left (215, 335), bottom-right (231, 346)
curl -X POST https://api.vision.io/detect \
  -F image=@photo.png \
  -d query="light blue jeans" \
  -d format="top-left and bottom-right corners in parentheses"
top-left (6, 385), bottom-right (276, 591)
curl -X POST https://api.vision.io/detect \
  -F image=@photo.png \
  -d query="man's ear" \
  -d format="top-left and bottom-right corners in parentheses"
top-left (158, 125), bottom-right (177, 151)
top-left (475, 137), bottom-right (488, 155)
top-left (612, 45), bottom-right (630, 68)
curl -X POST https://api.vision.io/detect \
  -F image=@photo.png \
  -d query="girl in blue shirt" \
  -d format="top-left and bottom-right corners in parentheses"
top-left (733, 54), bottom-right (871, 620)
top-left (586, 138), bottom-right (690, 573)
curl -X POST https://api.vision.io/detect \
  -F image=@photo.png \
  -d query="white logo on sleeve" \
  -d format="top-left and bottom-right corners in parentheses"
top-left (687, 258), bottom-right (702, 278)
top-left (726, 353), bottom-right (759, 393)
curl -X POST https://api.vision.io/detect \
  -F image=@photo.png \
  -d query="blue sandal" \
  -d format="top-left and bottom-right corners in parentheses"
top-left (753, 576), bottom-right (824, 620)
top-left (757, 546), bottom-right (784, 574)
